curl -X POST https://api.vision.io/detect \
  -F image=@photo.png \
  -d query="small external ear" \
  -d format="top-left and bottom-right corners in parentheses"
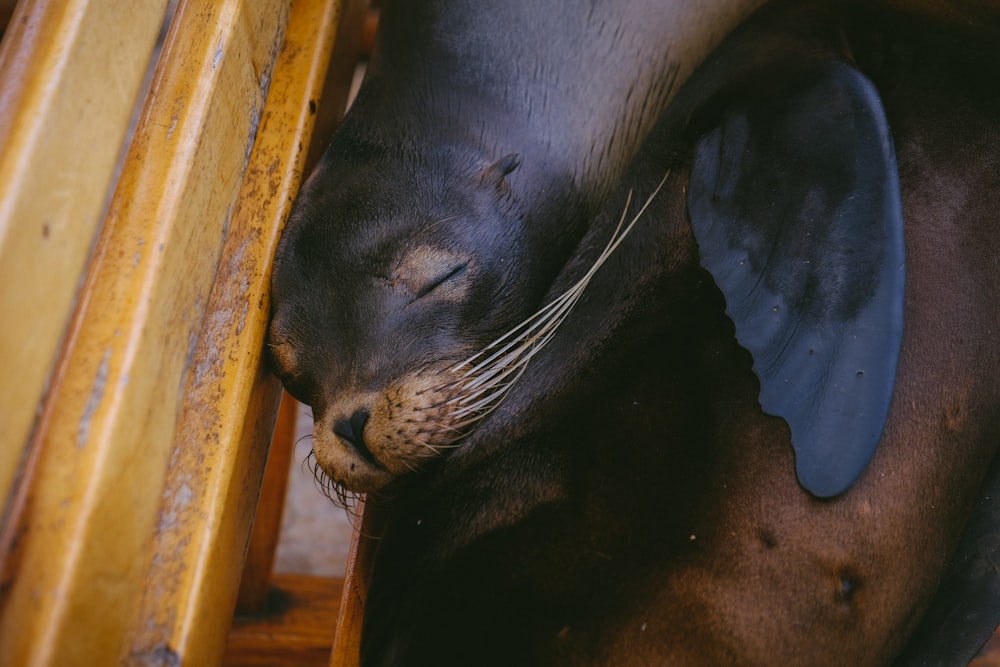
top-left (478, 152), bottom-right (522, 190)
top-left (687, 62), bottom-right (905, 498)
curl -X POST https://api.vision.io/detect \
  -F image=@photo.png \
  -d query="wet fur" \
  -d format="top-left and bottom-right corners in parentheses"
top-left (269, 1), bottom-right (1000, 665)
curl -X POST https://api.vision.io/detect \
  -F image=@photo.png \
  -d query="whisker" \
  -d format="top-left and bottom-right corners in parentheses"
top-left (455, 363), bottom-right (528, 409)
top-left (454, 287), bottom-right (580, 376)
top-left (452, 369), bottom-right (529, 424)
top-left (446, 170), bottom-right (671, 427)
top-left (303, 448), bottom-right (363, 511)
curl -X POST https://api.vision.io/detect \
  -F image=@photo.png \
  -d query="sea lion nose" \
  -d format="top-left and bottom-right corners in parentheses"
top-left (333, 408), bottom-right (375, 462)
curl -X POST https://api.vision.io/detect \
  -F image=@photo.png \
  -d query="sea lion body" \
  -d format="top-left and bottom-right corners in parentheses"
top-left (268, 1), bottom-right (1000, 665)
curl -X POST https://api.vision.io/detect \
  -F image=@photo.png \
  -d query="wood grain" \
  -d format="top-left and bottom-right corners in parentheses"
top-left (121, 0), bottom-right (347, 663)
top-left (226, 573), bottom-right (343, 667)
top-left (0, 0), bottom-right (292, 663)
top-left (238, 392), bottom-right (300, 614)
top-left (330, 497), bottom-right (388, 667)
top-left (0, 0), bottom-right (169, 529)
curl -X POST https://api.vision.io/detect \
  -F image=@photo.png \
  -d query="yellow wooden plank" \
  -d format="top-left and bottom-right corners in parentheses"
top-left (0, 0), bottom-right (169, 524)
top-left (122, 3), bottom-right (346, 662)
top-left (0, 0), bottom-right (291, 664)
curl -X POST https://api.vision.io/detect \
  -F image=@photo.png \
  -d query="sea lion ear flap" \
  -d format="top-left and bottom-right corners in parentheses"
top-left (687, 62), bottom-right (906, 498)
top-left (478, 152), bottom-right (522, 192)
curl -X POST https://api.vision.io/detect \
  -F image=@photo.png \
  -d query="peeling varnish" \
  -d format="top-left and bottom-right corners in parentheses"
top-left (157, 480), bottom-right (195, 533)
top-left (77, 348), bottom-right (112, 448)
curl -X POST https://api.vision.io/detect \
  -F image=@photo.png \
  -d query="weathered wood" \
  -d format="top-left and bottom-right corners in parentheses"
top-left (236, 0), bottom-right (367, 617)
top-left (121, 0), bottom-right (347, 664)
top-left (0, 0), bottom-right (292, 663)
top-left (302, 0), bottom-right (369, 176)
top-left (0, 0), bottom-right (168, 525)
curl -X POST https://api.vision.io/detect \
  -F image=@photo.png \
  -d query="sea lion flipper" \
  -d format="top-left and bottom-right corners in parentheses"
top-left (687, 62), bottom-right (905, 498)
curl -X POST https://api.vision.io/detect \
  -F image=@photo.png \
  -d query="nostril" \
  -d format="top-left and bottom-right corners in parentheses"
top-left (350, 408), bottom-right (370, 440)
top-left (333, 409), bottom-right (375, 464)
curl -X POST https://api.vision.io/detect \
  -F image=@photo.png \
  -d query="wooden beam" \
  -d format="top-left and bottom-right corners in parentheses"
top-left (0, 0), bottom-right (293, 663)
top-left (235, 0), bottom-right (366, 617)
top-left (330, 497), bottom-right (388, 667)
top-left (122, 0), bottom-right (347, 663)
top-left (971, 625), bottom-right (1000, 667)
top-left (0, 0), bottom-right (169, 525)
top-left (238, 391), bottom-right (300, 614)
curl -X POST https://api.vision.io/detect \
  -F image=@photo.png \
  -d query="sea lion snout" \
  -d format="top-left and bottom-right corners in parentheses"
top-left (311, 369), bottom-right (473, 492)
top-left (313, 407), bottom-right (395, 493)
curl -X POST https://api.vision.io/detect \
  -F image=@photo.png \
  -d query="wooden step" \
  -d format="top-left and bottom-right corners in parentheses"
top-left (224, 573), bottom-right (343, 667)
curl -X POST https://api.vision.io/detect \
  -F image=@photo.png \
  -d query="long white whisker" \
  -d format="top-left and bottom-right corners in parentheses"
top-left (458, 261), bottom-right (598, 382)
top-left (453, 198), bottom-right (632, 373)
top-left (451, 369), bottom-right (529, 425)
top-left (461, 305), bottom-right (572, 387)
top-left (448, 170), bottom-right (670, 426)
top-left (453, 288), bottom-right (579, 375)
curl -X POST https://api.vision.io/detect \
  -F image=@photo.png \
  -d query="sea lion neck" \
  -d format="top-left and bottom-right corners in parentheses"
top-left (361, 0), bottom-right (767, 211)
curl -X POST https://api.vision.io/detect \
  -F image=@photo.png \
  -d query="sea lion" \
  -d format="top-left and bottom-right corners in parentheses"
top-left (267, 0), bottom-right (1000, 665)
top-left (267, 0), bottom-right (769, 493)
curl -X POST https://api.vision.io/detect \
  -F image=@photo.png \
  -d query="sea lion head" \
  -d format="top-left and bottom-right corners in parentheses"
top-left (268, 144), bottom-right (583, 493)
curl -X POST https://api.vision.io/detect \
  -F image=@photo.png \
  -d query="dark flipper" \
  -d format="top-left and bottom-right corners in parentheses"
top-left (687, 62), bottom-right (905, 497)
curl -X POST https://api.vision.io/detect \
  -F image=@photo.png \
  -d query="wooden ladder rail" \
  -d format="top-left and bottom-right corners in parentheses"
top-left (0, 0), bottom-right (362, 664)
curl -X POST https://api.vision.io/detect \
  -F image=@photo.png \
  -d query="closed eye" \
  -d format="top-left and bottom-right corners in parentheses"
top-left (416, 263), bottom-right (467, 299)
top-left (392, 246), bottom-right (472, 301)
top-left (275, 367), bottom-right (319, 405)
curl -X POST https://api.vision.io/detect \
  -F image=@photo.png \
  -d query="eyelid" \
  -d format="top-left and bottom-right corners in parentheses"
top-left (280, 370), bottom-right (321, 405)
top-left (415, 262), bottom-right (468, 299)
top-left (392, 246), bottom-right (470, 297)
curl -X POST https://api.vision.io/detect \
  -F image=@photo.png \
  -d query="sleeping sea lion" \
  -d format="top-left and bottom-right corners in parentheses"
top-left (267, 0), bottom-right (1000, 664)
top-left (267, 0), bottom-right (769, 493)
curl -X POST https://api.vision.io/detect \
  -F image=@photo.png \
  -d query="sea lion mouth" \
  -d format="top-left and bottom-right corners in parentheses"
top-left (308, 177), bottom-right (668, 495)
